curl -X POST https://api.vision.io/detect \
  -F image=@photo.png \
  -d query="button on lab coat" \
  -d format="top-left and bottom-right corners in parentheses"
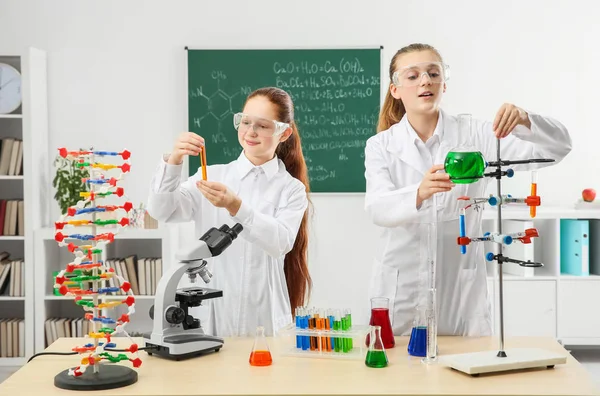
top-left (147, 152), bottom-right (308, 337)
top-left (364, 109), bottom-right (572, 336)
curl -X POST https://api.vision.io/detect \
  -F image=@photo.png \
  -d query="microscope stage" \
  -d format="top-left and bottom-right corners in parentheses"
top-left (176, 287), bottom-right (223, 303)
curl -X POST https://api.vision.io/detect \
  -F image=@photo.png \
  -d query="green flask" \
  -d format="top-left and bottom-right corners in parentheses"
top-left (365, 325), bottom-right (388, 368)
top-left (444, 151), bottom-right (485, 184)
top-left (444, 113), bottom-right (486, 184)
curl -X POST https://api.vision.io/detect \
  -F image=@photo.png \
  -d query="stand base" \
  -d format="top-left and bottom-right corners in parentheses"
top-left (54, 365), bottom-right (138, 390)
top-left (438, 348), bottom-right (567, 376)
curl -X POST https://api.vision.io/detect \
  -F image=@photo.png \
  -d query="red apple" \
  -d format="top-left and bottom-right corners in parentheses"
top-left (582, 188), bottom-right (596, 202)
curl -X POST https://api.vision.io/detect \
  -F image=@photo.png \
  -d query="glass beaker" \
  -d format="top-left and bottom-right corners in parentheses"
top-left (407, 305), bottom-right (427, 357)
top-left (366, 297), bottom-right (395, 349)
top-left (365, 326), bottom-right (388, 368)
top-left (444, 114), bottom-right (486, 184)
top-left (249, 326), bottom-right (272, 366)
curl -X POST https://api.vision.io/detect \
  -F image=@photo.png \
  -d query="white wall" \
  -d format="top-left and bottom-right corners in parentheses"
top-left (1, 0), bottom-right (599, 325)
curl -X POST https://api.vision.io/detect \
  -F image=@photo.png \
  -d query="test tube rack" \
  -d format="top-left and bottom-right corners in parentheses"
top-left (438, 138), bottom-right (568, 376)
top-left (278, 323), bottom-right (371, 360)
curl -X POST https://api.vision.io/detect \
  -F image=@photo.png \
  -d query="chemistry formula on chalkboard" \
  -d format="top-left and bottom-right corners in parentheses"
top-left (187, 48), bottom-right (381, 192)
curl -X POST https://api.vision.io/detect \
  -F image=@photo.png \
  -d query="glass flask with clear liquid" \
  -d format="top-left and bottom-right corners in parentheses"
top-left (444, 114), bottom-right (486, 184)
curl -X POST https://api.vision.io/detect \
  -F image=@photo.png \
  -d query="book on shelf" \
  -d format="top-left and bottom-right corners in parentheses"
top-left (0, 199), bottom-right (25, 236)
top-left (44, 317), bottom-right (89, 348)
top-left (106, 255), bottom-right (162, 296)
top-left (0, 251), bottom-right (24, 297)
top-left (0, 318), bottom-right (25, 357)
top-left (0, 138), bottom-right (24, 176)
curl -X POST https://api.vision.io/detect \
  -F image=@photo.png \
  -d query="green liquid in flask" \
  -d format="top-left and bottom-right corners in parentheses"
top-left (444, 151), bottom-right (485, 184)
top-left (365, 350), bottom-right (388, 368)
top-left (365, 351), bottom-right (387, 368)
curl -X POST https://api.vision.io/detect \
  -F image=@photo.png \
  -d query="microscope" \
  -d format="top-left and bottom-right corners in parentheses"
top-left (143, 223), bottom-right (243, 360)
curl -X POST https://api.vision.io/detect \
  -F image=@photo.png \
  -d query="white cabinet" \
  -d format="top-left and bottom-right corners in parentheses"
top-left (503, 280), bottom-right (556, 337)
top-left (488, 279), bottom-right (556, 338)
top-left (558, 280), bottom-right (600, 340)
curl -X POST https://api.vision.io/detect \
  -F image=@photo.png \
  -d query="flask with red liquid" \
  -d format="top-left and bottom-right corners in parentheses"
top-left (365, 297), bottom-right (395, 349)
top-left (249, 326), bottom-right (272, 366)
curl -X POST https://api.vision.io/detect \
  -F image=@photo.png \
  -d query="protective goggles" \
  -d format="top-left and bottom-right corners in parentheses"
top-left (392, 61), bottom-right (450, 87)
top-left (233, 113), bottom-right (289, 137)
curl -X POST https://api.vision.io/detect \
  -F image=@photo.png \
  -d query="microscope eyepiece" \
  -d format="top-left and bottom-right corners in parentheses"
top-left (230, 223), bottom-right (243, 238)
top-left (199, 223), bottom-right (244, 257)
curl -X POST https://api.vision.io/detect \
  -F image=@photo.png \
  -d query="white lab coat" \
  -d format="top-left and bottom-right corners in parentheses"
top-left (364, 109), bottom-right (572, 337)
top-left (147, 152), bottom-right (308, 337)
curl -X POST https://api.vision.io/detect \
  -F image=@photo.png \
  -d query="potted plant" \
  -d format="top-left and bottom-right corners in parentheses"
top-left (52, 152), bottom-right (90, 215)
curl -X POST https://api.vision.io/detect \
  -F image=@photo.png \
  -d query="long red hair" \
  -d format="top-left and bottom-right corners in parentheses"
top-left (246, 87), bottom-right (312, 312)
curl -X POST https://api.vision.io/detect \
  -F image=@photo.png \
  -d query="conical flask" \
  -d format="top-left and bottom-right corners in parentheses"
top-left (365, 326), bottom-right (388, 368)
top-left (249, 326), bottom-right (272, 366)
top-left (407, 305), bottom-right (427, 357)
top-left (366, 297), bottom-right (395, 349)
top-left (445, 114), bottom-right (485, 184)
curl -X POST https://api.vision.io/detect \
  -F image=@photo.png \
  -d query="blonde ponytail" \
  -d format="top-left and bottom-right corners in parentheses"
top-left (377, 89), bottom-right (406, 132)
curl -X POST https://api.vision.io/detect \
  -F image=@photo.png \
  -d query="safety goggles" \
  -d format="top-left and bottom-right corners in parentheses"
top-left (233, 113), bottom-right (289, 137)
top-left (392, 61), bottom-right (450, 87)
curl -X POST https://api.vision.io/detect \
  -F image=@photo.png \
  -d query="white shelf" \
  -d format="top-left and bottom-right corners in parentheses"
top-left (0, 236), bottom-right (24, 241)
top-left (34, 223), bottom-right (176, 354)
top-left (560, 338), bottom-right (600, 346)
top-left (45, 294), bottom-right (155, 300)
top-left (111, 228), bottom-right (165, 239)
top-left (1, 47), bottom-right (49, 367)
top-left (0, 357), bottom-right (26, 366)
top-left (558, 275), bottom-right (600, 281)
top-left (487, 275), bottom-right (557, 281)
top-left (482, 206), bottom-right (600, 220)
top-left (0, 296), bottom-right (25, 301)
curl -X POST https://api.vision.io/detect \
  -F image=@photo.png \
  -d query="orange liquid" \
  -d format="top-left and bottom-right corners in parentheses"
top-left (200, 147), bottom-right (208, 180)
top-left (249, 350), bottom-right (272, 366)
top-left (530, 183), bottom-right (537, 217)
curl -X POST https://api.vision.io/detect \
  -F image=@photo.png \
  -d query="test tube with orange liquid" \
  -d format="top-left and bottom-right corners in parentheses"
top-left (200, 146), bottom-right (207, 181)
top-left (530, 171), bottom-right (537, 218)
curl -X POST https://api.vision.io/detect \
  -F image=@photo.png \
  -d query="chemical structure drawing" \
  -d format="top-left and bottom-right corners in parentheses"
top-left (189, 71), bottom-right (252, 146)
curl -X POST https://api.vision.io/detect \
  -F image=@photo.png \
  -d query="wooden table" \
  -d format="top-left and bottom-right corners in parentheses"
top-left (1, 336), bottom-right (598, 395)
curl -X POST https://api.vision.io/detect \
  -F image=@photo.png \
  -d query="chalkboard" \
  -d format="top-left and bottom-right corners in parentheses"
top-left (187, 48), bottom-right (381, 192)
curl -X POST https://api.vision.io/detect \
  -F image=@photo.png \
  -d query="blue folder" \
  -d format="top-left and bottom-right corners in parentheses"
top-left (560, 219), bottom-right (590, 276)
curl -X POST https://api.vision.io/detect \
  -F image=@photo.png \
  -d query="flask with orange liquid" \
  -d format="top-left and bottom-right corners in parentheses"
top-left (249, 326), bottom-right (272, 366)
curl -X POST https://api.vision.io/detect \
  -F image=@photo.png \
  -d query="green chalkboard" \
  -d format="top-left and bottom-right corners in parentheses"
top-left (187, 48), bottom-right (381, 192)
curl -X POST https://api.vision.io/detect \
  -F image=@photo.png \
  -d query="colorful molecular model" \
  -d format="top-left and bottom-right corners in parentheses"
top-left (53, 148), bottom-right (142, 383)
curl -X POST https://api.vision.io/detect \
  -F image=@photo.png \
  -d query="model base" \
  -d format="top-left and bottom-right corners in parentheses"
top-left (54, 365), bottom-right (137, 391)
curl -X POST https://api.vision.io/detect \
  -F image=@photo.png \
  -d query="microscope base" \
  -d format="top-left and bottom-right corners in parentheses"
top-left (143, 333), bottom-right (224, 361)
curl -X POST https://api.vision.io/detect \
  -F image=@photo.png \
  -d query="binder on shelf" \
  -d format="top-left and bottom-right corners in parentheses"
top-left (590, 219), bottom-right (600, 276)
top-left (560, 219), bottom-right (590, 276)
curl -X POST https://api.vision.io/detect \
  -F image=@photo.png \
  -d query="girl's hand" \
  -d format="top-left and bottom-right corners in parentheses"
top-left (196, 180), bottom-right (242, 216)
top-left (493, 103), bottom-right (531, 138)
top-left (168, 132), bottom-right (205, 165)
top-left (417, 164), bottom-right (454, 207)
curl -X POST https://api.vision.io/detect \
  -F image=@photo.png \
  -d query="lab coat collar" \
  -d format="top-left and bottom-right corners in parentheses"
top-left (236, 151), bottom-right (280, 181)
top-left (405, 111), bottom-right (444, 145)
top-left (386, 109), bottom-right (446, 175)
